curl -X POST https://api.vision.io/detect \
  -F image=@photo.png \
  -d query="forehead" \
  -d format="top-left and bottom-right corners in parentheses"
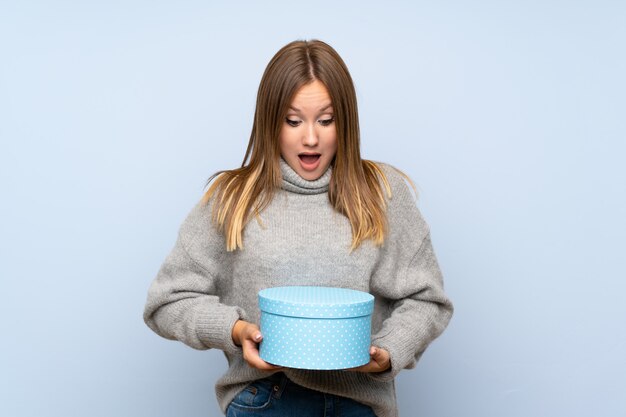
top-left (289, 80), bottom-right (333, 111)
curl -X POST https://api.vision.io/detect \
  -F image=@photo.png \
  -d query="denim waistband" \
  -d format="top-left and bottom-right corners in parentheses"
top-left (265, 371), bottom-right (289, 399)
top-left (235, 372), bottom-right (377, 416)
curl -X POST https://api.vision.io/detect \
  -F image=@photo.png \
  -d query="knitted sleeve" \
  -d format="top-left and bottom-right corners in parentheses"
top-left (143, 199), bottom-right (247, 356)
top-left (366, 164), bottom-right (454, 382)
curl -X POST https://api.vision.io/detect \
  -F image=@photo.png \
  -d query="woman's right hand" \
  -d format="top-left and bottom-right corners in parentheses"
top-left (231, 320), bottom-right (284, 371)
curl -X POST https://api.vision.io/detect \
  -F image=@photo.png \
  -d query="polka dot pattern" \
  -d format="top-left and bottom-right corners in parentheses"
top-left (258, 286), bottom-right (374, 370)
top-left (258, 286), bottom-right (374, 319)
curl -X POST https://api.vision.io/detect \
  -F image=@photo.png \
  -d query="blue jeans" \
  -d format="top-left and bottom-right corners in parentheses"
top-left (226, 372), bottom-right (377, 417)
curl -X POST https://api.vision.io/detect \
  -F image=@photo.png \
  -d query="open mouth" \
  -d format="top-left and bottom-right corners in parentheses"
top-left (298, 153), bottom-right (321, 164)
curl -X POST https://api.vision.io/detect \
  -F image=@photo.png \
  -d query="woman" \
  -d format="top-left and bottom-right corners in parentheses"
top-left (143, 39), bottom-right (453, 417)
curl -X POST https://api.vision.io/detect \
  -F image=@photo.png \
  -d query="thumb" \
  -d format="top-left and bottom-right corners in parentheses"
top-left (246, 325), bottom-right (262, 342)
top-left (370, 346), bottom-right (387, 364)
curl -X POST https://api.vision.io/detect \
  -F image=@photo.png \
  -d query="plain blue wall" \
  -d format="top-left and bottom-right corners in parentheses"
top-left (1, 1), bottom-right (624, 416)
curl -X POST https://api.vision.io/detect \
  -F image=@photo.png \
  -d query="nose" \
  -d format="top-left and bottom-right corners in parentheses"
top-left (302, 122), bottom-right (319, 147)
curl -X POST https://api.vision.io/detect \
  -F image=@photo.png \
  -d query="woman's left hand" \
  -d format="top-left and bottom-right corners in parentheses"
top-left (344, 346), bottom-right (391, 373)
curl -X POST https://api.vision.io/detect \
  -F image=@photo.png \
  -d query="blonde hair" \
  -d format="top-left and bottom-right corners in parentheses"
top-left (202, 39), bottom-right (417, 252)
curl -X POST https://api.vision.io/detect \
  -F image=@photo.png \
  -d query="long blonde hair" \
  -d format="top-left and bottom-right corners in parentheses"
top-left (202, 39), bottom-right (417, 252)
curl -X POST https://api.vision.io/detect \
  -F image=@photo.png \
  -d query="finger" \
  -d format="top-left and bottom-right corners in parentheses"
top-left (249, 355), bottom-right (284, 371)
top-left (254, 351), bottom-right (284, 370)
top-left (241, 323), bottom-right (262, 342)
top-left (371, 346), bottom-right (387, 356)
top-left (370, 346), bottom-right (388, 362)
top-left (371, 347), bottom-right (391, 371)
top-left (241, 339), bottom-right (284, 371)
top-left (370, 346), bottom-right (377, 356)
top-left (249, 332), bottom-right (262, 343)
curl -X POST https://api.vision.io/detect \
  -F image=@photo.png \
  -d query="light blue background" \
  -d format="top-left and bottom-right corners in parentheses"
top-left (1, 1), bottom-right (624, 416)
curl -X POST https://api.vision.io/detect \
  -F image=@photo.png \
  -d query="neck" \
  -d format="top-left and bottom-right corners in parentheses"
top-left (279, 157), bottom-right (332, 195)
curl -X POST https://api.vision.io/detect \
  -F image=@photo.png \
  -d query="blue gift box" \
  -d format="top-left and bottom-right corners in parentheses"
top-left (258, 286), bottom-right (375, 370)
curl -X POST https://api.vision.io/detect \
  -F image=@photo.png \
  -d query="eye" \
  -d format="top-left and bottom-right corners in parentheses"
top-left (285, 118), bottom-right (301, 127)
top-left (319, 117), bottom-right (334, 127)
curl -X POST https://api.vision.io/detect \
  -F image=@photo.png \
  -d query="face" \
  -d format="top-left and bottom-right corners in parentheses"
top-left (279, 79), bottom-right (337, 181)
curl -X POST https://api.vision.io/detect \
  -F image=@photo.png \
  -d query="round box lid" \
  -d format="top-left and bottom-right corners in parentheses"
top-left (258, 286), bottom-right (374, 319)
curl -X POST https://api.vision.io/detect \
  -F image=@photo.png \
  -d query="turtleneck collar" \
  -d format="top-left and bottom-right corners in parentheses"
top-left (279, 156), bottom-right (332, 195)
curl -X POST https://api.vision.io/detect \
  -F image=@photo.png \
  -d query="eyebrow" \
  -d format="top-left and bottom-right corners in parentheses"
top-left (288, 103), bottom-right (333, 113)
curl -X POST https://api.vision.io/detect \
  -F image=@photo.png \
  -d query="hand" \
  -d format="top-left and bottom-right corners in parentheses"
top-left (344, 346), bottom-right (391, 373)
top-left (232, 320), bottom-right (284, 371)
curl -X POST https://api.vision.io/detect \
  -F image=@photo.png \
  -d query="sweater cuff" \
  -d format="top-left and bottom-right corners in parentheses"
top-left (367, 330), bottom-right (417, 382)
top-left (195, 303), bottom-right (247, 356)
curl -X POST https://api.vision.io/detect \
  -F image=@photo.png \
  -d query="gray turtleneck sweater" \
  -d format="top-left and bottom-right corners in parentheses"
top-left (143, 157), bottom-right (453, 417)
